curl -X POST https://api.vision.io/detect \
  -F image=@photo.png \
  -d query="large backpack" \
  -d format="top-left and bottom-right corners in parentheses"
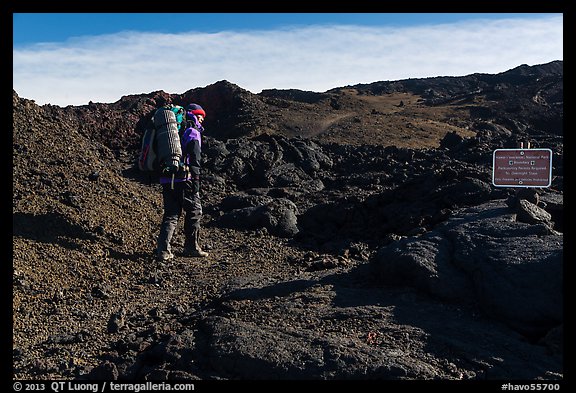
top-left (138, 104), bottom-right (185, 174)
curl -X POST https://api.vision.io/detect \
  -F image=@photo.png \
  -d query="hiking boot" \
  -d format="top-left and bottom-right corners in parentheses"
top-left (183, 247), bottom-right (209, 258)
top-left (183, 228), bottom-right (209, 258)
top-left (156, 250), bottom-right (174, 262)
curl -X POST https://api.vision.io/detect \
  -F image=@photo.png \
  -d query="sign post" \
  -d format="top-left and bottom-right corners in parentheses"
top-left (492, 148), bottom-right (552, 188)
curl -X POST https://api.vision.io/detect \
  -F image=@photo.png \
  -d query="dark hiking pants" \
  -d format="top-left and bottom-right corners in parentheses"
top-left (156, 181), bottom-right (202, 254)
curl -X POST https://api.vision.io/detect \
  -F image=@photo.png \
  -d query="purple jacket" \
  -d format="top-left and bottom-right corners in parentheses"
top-left (159, 115), bottom-right (204, 188)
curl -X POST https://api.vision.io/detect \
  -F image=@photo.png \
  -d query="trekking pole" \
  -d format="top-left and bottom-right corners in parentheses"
top-left (171, 173), bottom-right (175, 190)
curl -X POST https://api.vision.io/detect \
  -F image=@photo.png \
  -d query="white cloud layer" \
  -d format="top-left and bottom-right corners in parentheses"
top-left (13, 15), bottom-right (563, 106)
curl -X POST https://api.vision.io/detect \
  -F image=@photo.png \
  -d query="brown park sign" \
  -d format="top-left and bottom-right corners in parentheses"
top-left (492, 148), bottom-right (552, 188)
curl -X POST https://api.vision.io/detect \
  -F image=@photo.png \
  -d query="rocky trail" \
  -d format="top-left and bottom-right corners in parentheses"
top-left (12, 61), bottom-right (563, 382)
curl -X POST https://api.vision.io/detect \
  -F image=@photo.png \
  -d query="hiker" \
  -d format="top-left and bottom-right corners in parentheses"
top-left (156, 103), bottom-right (209, 261)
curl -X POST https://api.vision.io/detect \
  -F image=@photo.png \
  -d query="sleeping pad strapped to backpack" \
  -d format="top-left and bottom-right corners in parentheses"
top-left (153, 106), bottom-right (183, 170)
top-left (138, 105), bottom-right (184, 174)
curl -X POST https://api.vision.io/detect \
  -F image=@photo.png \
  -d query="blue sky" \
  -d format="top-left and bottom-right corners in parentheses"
top-left (13, 13), bottom-right (563, 106)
